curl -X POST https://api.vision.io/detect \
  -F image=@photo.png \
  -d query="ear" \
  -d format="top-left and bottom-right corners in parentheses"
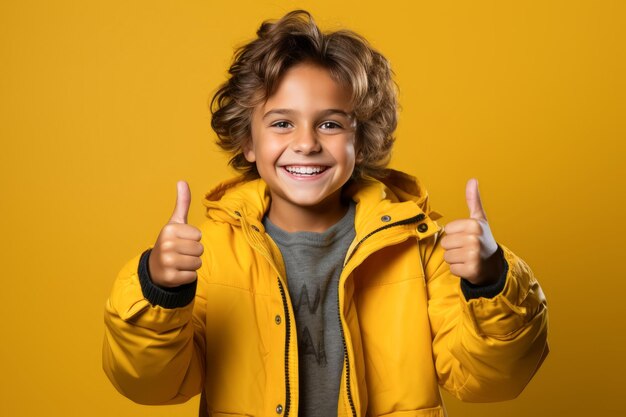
top-left (354, 140), bottom-right (364, 164)
top-left (242, 137), bottom-right (256, 163)
top-left (355, 150), bottom-right (364, 164)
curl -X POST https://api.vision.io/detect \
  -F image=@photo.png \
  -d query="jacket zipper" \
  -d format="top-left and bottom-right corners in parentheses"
top-left (344, 213), bottom-right (426, 267)
top-left (338, 212), bottom-right (426, 417)
top-left (277, 277), bottom-right (292, 417)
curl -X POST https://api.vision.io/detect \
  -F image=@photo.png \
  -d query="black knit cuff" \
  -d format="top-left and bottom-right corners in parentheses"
top-left (461, 247), bottom-right (509, 300)
top-left (138, 248), bottom-right (197, 308)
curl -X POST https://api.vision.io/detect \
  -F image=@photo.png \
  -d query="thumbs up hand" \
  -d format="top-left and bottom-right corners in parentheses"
top-left (148, 181), bottom-right (204, 288)
top-left (441, 179), bottom-right (504, 286)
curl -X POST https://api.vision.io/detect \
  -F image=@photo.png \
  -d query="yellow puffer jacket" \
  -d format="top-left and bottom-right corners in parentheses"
top-left (103, 170), bottom-right (548, 417)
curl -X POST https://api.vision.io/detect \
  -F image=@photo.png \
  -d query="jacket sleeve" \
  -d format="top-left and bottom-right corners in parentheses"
top-left (102, 247), bottom-right (209, 405)
top-left (422, 231), bottom-right (549, 402)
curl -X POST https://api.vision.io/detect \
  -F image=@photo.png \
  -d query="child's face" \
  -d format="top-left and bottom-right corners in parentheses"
top-left (244, 62), bottom-right (357, 218)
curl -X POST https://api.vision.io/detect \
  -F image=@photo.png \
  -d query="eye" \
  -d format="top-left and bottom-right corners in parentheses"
top-left (319, 121), bottom-right (342, 130)
top-left (270, 121), bottom-right (293, 129)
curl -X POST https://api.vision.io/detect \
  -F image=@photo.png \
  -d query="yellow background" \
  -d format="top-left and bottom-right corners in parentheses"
top-left (1, 0), bottom-right (624, 415)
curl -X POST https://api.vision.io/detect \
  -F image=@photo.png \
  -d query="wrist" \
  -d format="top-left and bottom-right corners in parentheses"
top-left (461, 247), bottom-right (508, 300)
top-left (138, 248), bottom-right (197, 308)
top-left (477, 245), bottom-right (505, 286)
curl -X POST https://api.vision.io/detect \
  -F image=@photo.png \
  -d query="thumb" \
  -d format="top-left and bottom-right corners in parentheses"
top-left (169, 180), bottom-right (191, 224)
top-left (465, 178), bottom-right (487, 221)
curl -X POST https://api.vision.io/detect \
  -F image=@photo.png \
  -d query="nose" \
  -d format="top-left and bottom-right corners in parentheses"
top-left (291, 127), bottom-right (321, 155)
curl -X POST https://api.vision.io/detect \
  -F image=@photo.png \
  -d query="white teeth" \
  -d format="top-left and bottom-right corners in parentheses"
top-left (285, 166), bottom-right (326, 175)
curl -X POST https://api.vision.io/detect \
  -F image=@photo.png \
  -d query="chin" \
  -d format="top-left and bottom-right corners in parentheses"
top-left (286, 195), bottom-right (328, 208)
top-left (291, 190), bottom-right (343, 208)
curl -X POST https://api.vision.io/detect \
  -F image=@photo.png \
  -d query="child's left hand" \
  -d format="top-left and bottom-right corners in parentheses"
top-left (441, 179), bottom-right (505, 286)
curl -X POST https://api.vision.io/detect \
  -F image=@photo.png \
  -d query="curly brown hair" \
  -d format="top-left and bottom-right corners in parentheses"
top-left (210, 10), bottom-right (398, 180)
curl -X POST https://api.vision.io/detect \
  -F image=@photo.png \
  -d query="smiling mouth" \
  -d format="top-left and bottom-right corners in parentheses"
top-left (283, 165), bottom-right (329, 176)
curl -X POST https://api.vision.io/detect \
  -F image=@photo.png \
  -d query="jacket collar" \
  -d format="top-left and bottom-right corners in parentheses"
top-left (202, 169), bottom-right (442, 239)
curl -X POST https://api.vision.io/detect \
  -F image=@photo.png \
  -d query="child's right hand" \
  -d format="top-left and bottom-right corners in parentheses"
top-left (148, 181), bottom-right (204, 288)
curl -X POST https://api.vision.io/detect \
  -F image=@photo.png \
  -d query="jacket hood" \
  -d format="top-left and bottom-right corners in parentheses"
top-left (202, 169), bottom-right (441, 225)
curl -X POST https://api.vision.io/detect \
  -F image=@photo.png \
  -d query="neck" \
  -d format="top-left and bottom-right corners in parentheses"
top-left (267, 194), bottom-right (349, 233)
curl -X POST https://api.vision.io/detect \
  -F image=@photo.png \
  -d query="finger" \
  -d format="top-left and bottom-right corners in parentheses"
top-left (444, 219), bottom-right (482, 236)
top-left (170, 270), bottom-right (198, 284)
top-left (175, 240), bottom-right (204, 257)
top-left (441, 233), bottom-right (479, 251)
top-left (466, 178), bottom-right (487, 221)
top-left (449, 263), bottom-right (480, 281)
top-left (169, 180), bottom-right (191, 224)
top-left (174, 224), bottom-right (202, 241)
top-left (443, 248), bottom-right (471, 265)
top-left (161, 223), bottom-right (202, 241)
top-left (175, 254), bottom-right (203, 271)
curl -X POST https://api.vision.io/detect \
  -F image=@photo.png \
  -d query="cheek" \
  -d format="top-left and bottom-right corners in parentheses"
top-left (328, 141), bottom-right (356, 179)
top-left (338, 139), bottom-right (357, 165)
top-left (262, 141), bottom-right (284, 160)
top-left (254, 137), bottom-right (286, 168)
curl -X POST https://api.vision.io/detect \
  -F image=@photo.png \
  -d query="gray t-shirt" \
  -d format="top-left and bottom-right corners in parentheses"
top-left (263, 202), bottom-right (356, 417)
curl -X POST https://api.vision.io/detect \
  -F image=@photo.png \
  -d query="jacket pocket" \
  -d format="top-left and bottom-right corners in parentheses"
top-left (378, 406), bottom-right (445, 417)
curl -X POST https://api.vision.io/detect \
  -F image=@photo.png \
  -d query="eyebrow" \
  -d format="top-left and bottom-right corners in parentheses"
top-left (262, 108), bottom-right (353, 120)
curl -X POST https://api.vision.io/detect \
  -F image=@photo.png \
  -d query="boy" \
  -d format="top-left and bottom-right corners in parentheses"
top-left (103, 10), bottom-right (548, 417)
